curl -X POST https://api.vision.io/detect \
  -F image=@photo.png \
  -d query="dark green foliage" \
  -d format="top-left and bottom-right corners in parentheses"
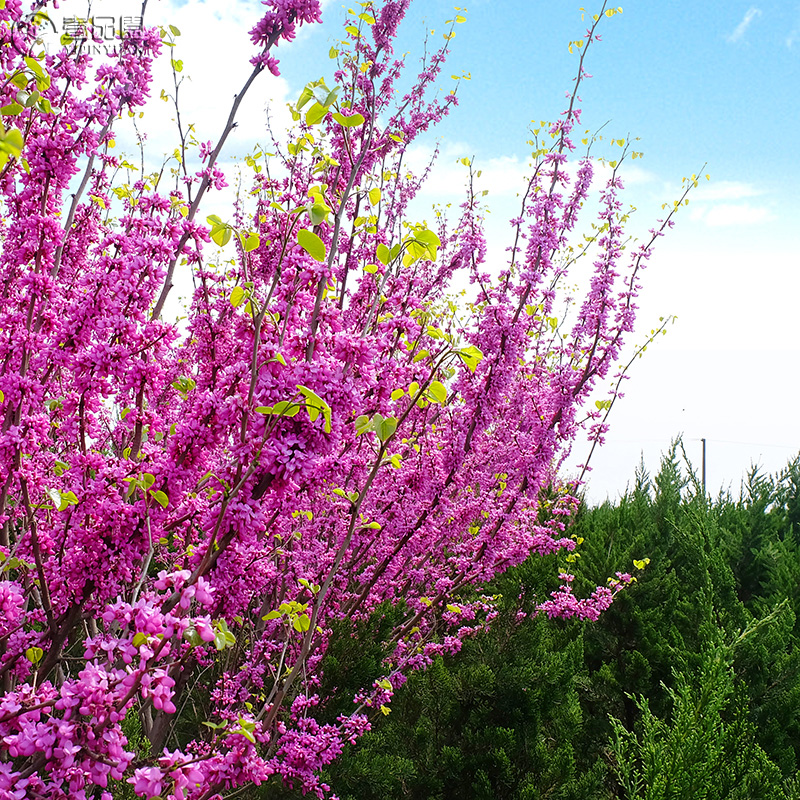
top-left (265, 444), bottom-right (800, 799)
top-left (610, 641), bottom-right (785, 800)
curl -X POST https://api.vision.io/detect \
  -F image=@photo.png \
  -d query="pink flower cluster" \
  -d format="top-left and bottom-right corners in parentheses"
top-left (0, 1), bottom-right (682, 797)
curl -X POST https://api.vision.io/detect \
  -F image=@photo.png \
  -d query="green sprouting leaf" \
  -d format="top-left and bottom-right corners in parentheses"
top-left (390, 388), bottom-right (405, 401)
top-left (308, 203), bottom-right (328, 226)
top-left (171, 58), bottom-right (183, 73)
top-left (427, 381), bottom-right (447, 404)
top-left (23, 56), bottom-right (45, 79)
top-left (297, 384), bottom-right (332, 433)
top-left (305, 102), bottom-right (328, 126)
top-left (235, 725), bottom-right (256, 743)
top-left (458, 345), bottom-right (484, 373)
top-left (345, 24), bottom-right (360, 37)
top-left (0, 102), bottom-right (23, 116)
top-left (210, 224), bottom-right (232, 247)
top-left (446, 604), bottom-right (462, 614)
top-left (332, 111), bottom-right (365, 127)
top-left (243, 232), bottom-right (260, 252)
top-left (169, 24), bottom-right (181, 36)
top-left (256, 400), bottom-right (301, 418)
top-left (54, 490), bottom-right (78, 512)
top-left (364, 263), bottom-right (378, 274)
top-left (262, 610), bottom-right (282, 621)
top-left (0, 389), bottom-right (4, 402)
top-left (355, 414), bottom-right (371, 435)
top-left (230, 286), bottom-right (245, 307)
top-left (368, 187), bottom-right (381, 205)
top-left (25, 646), bottom-right (43, 664)
top-left (132, 632), bottom-right (148, 647)
top-left (380, 704), bottom-right (391, 715)
top-left (150, 489), bottom-right (169, 509)
top-left (329, 46), bottom-right (339, 58)
top-left (412, 349), bottom-right (429, 363)
top-left (293, 613), bottom-right (311, 633)
top-left (413, 228), bottom-right (441, 248)
top-left (373, 413), bottom-right (398, 443)
top-left (297, 228), bottom-right (326, 262)
top-left (376, 243), bottom-right (390, 265)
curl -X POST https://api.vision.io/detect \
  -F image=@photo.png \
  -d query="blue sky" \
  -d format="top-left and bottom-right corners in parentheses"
top-left (48, 0), bottom-right (800, 501)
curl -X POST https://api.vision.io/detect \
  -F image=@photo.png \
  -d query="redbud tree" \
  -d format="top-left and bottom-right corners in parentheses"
top-left (0, 1), bottom-right (690, 797)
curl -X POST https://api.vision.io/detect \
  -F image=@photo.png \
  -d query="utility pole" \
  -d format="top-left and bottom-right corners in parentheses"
top-left (701, 437), bottom-right (706, 496)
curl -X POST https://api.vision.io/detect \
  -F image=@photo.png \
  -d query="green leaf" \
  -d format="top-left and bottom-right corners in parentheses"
top-left (368, 187), bottom-right (381, 206)
top-left (24, 57), bottom-right (45, 79)
top-left (412, 349), bottom-right (429, 363)
top-left (230, 286), bottom-right (245, 307)
top-left (262, 610), bottom-right (282, 621)
top-left (391, 388), bottom-right (405, 401)
top-left (150, 489), bottom-right (169, 509)
top-left (25, 646), bottom-right (43, 664)
top-left (446, 604), bottom-right (462, 614)
top-left (297, 384), bottom-right (332, 433)
top-left (305, 102), bottom-right (328, 126)
top-left (297, 229), bottom-right (326, 262)
top-left (458, 345), bottom-right (484, 373)
top-left (243, 232), bottom-right (260, 252)
top-left (132, 632), bottom-right (148, 647)
top-left (56, 490), bottom-right (78, 512)
top-left (355, 414), bottom-right (371, 435)
top-left (332, 111), bottom-right (365, 127)
top-left (427, 381), bottom-right (447, 404)
top-left (364, 263), bottom-right (378, 274)
top-left (0, 389), bottom-right (4, 402)
top-left (308, 203), bottom-right (329, 226)
top-left (293, 613), bottom-right (311, 633)
top-left (373, 414), bottom-right (398, 443)
top-left (256, 400), bottom-right (301, 418)
top-left (413, 228), bottom-right (441, 248)
top-left (376, 243), bottom-right (390, 265)
top-left (210, 224), bottom-right (232, 247)
top-left (169, 24), bottom-right (181, 36)
top-left (0, 103), bottom-right (23, 116)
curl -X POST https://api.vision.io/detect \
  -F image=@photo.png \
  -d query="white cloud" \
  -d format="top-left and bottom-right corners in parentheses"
top-left (690, 202), bottom-right (774, 227)
top-left (691, 180), bottom-right (763, 202)
top-left (727, 7), bottom-right (762, 43)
